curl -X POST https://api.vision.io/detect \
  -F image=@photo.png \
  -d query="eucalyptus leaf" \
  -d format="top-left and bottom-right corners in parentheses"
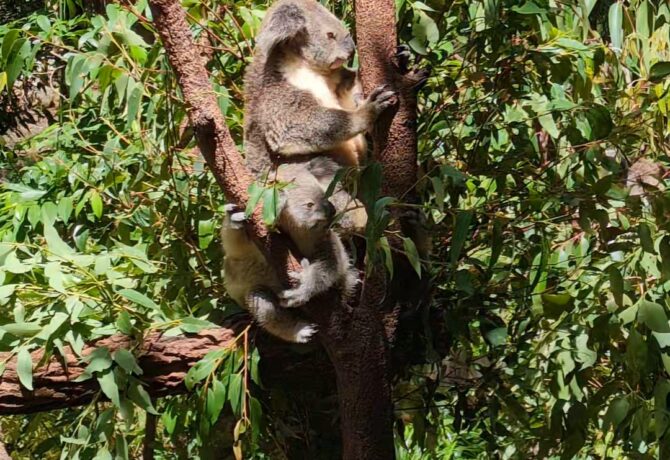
top-left (17, 348), bottom-right (33, 391)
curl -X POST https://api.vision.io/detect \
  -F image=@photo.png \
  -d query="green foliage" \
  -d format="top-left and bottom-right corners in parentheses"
top-left (0, 1), bottom-right (262, 457)
top-left (1, 0), bottom-right (670, 458)
top-left (393, 0), bottom-right (670, 457)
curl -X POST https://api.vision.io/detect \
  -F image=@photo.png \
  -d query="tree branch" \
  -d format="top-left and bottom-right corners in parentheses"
top-left (148, 0), bottom-right (264, 239)
top-left (0, 327), bottom-right (240, 415)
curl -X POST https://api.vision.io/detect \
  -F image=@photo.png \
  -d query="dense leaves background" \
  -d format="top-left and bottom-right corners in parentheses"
top-left (1, 0), bottom-right (670, 458)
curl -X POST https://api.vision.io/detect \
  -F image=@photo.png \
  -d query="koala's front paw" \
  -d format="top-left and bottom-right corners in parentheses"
top-left (394, 44), bottom-right (412, 73)
top-left (393, 44), bottom-right (430, 90)
top-left (280, 285), bottom-right (311, 308)
top-left (281, 259), bottom-right (313, 307)
top-left (224, 203), bottom-right (247, 229)
top-left (367, 85), bottom-right (398, 117)
top-left (294, 323), bottom-right (318, 343)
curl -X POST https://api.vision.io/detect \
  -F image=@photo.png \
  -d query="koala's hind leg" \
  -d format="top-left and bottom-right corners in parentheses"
top-left (247, 289), bottom-right (317, 343)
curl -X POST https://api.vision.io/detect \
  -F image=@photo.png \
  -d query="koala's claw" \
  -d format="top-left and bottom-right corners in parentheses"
top-left (368, 85), bottom-right (398, 115)
top-left (279, 287), bottom-right (310, 308)
top-left (224, 204), bottom-right (247, 229)
top-left (224, 203), bottom-right (240, 214)
top-left (395, 44), bottom-right (412, 72)
top-left (369, 84), bottom-right (391, 99)
top-left (294, 324), bottom-right (318, 343)
top-left (409, 67), bottom-right (431, 90)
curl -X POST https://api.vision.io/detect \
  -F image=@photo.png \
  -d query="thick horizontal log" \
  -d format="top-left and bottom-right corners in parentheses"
top-left (0, 326), bottom-right (243, 415)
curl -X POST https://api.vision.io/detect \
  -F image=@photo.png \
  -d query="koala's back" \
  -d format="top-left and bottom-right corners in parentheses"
top-left (223, 246), bottom-right (281, 306)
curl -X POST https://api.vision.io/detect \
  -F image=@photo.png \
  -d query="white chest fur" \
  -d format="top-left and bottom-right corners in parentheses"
top-left (282, 60), bottom-right (343, 110)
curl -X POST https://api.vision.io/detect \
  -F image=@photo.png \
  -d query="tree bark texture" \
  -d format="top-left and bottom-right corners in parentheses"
top-left (314, 290), bottom-right (396, 460)
top-left (148, 0), bottom-right (265, 239)
top-left (354, 0), bottom-right (421, 198)
top-left (319, 1), bottom-right (426, 458)
top-left (0, 328), bottom-right (237, 415)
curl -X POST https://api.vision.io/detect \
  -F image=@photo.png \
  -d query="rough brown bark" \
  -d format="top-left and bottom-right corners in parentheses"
top-left (0, 328), bottom-right (237, 415)
top-left (355, 0), bottom-right (420, 198)
top-left (313, 288), bottom-right (395, 460)
top-left (313, 1), bottom-right (425, 459)
top-left (149, 0), bottom-right (265, 239)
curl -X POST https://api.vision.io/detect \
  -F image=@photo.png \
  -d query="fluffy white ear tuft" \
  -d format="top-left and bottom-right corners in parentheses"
top-left (256, 2), bottom-right (307, 56)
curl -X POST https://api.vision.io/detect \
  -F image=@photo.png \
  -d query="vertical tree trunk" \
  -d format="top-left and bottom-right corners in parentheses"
top-left (316, 1), bottom-right (425, 458)
top-left (354, 0), bottom-right (420, 197)
top-left (317, 289), bottom-right (396, 460)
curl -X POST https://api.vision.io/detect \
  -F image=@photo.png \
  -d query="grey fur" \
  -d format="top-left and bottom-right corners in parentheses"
top-left (244, 0), bottom-right (397, 233)
top-left (274, 166), bottom-right (359, 307)
top-left (221, 203), bottom-right (317, 343)
top-left (221, 166), bottom-right (358, 341)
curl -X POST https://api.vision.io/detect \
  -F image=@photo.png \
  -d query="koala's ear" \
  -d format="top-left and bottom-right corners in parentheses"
top-left (257, 2), bottom-right (307, 55)
top-left (276, 190), bottom-right (288, 214)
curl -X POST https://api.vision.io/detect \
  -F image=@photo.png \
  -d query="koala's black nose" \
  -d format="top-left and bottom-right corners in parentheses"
top-left (323, 199), bottom-right (336, 220)
top-left (343, 35), bottom-right (355, 59)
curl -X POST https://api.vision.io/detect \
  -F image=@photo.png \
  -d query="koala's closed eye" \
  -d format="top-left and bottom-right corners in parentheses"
top-left (327, 32), bottom-right (336, 40)
top-left (306, 202), bottom-right (315, 208)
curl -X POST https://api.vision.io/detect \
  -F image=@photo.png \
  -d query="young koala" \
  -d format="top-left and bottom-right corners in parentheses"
top-left (220, 167), bottom-right (358, 342)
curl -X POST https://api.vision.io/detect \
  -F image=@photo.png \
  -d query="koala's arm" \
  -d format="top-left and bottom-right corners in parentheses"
top-left (280, 257), bottom-right (341, 308)
top-left (246, 289), bottom-right (317, 343)
top-left (264, 86), bottom-right (395, 157)
top-left (280, 233), bottom-right (357, 308)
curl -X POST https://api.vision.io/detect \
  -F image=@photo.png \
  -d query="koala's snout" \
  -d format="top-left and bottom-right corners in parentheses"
top-left (342, 35), bottom-right (355, 60)
top-left (331, 35), bottom-right (355, 68)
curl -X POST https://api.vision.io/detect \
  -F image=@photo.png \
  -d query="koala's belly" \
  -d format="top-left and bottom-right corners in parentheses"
top-left (330, 134), bottom-right (367, 166)
top-left (224, 256), bottom-right (281, 306)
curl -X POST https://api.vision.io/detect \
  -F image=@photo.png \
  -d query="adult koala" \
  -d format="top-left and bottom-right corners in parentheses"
top-left (243, 0), bottom-right (398, 234)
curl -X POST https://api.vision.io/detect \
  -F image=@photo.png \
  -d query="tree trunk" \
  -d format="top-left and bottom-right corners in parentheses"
top-left (315, 1), bottom-right (426, 458)
top-left (316, 289), bottom-right (396, 460)
top-left (0, 327), bottom-right (238, 415)
top-left (354, 0), bottom-right (421, 198)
